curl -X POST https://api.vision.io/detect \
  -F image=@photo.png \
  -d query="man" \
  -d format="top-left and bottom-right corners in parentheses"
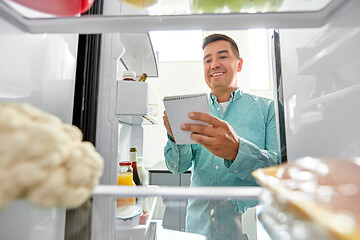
top-left (163, 33), bottom-right (279, 239)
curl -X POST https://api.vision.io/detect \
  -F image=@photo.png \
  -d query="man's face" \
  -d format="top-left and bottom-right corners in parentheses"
top-left (203, 40), bottom-right (242, 94)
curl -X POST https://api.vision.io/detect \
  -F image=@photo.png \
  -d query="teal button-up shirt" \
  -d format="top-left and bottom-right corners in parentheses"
top-left (164, 88), bottom-right (279, 238)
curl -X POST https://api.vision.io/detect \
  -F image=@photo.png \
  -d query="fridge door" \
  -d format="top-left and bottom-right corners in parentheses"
top-left (0, 200), bottom-right (66, 240)
top-left (0, 6), bottom-right (78, 124)
top-left (279, 0), bottom-right (360, 161)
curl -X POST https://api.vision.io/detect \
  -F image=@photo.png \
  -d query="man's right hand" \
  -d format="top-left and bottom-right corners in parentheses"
top-left (163, 111), bottom-right (175, 141)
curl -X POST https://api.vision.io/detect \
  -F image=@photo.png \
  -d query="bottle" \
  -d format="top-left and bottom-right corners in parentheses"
top-left (122, 69), bottom-right (136, 81)
top-left (130, 147), bottom-right (141, 185)
top-left (138, 73), bottom-right (148, 82)
top-left (137, 157), bottom-right (149, 186)
top-left (117, 161), bottom-right (136, 207)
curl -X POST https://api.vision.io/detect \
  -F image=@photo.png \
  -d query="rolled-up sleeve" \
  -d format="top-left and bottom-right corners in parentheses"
top-left (224, 137), bottom-right (277, 182)
top-left (224, 101), bottom-right (279, 183)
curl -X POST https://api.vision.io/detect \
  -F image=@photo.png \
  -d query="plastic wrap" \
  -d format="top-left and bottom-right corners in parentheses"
top-left (253, 157), bottom-right (360, 240)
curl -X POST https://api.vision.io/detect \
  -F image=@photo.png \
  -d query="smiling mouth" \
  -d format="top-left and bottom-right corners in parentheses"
top-left (211, 72), bottom-right (224, 77)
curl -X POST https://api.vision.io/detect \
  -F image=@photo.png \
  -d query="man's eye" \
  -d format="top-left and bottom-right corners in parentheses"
top-left (220, 56), bottom-right (227, 59)
top-left (205, 59), bottom-right (211, 63)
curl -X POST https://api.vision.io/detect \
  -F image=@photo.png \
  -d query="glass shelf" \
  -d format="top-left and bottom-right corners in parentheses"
top-left (0, 0), bottom-right (348, 33)
top-left (90, 185), bottom-right (263, 240)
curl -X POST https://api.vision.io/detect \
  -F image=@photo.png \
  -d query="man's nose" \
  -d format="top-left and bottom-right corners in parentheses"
top-left (211, 59), bottom-right (220, 69)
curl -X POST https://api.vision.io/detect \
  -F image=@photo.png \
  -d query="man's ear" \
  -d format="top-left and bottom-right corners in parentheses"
top-left (237, 58), bottom-right (243, 72)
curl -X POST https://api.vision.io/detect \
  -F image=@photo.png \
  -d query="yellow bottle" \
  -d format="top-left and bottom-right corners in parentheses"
top-left (117, 161), bottom-right (136, 207)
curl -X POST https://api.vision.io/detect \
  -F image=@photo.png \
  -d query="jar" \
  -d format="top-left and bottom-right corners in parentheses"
top-left (117, 161), bottom-right (136, 207)
top-left (122, 70), bottom-right (136, 81)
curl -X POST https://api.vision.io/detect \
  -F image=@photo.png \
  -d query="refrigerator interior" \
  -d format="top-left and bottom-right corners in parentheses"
top-left (0, 17), bottom-right (78, 124)
top-left (0, 0), bottom-right (360, 239)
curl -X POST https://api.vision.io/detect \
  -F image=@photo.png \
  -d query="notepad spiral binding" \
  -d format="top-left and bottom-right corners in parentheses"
top-left (163, 93), bottom-right (207, 101)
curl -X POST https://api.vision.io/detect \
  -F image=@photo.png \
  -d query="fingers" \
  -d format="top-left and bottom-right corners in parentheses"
top-left (191, 129), bottom-right (239, 161)
top-left (163, 110), bottom-right (174, 138)
top-left (188, 112), bottom-right (225, 127)
top-left (181, 123), bottom-right (214, 137)
top-left (162, 111), bottom-right (169, 125)
top-left (190, 132), bottom-right (214, 146)
top-left (181, 112), bottom-right (225, 137)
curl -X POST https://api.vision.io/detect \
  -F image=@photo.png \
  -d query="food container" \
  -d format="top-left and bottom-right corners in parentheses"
top-left (116, 204), bottom-right (142, 226)
top-left (252, 157), bottom-right (360, 240)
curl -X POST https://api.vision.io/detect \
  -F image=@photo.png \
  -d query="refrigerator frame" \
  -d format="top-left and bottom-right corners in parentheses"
top-left (0, 0), bottom-right (349, 33)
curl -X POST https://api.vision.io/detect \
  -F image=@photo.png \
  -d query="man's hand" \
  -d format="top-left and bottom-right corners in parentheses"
top-left (163, 111), bottom-right (175, 141)
top-left (181, 112), bottom-right (239, 161)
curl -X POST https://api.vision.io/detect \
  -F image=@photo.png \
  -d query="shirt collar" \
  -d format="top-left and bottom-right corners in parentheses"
top-left (209, 88), bottom-right (243, 104)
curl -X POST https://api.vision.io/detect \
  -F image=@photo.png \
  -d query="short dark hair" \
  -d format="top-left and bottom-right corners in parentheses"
top-left (202, 33), bottom-right (240, 58)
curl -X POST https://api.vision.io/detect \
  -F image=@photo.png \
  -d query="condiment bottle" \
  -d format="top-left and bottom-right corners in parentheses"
top-left (138, 73), bottom-right (148, 82)
top-left (137, 157), bottom-right (149, 186)
top-left (122, 70), bottom-right (136, 81)
top-left (130, 148), bottom-right (141, 185)
top-left (117, 161), bottom-right (136, 207)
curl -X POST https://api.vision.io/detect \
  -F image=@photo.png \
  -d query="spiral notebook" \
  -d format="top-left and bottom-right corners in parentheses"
top-left (163, 93), bottom-right (209, 145)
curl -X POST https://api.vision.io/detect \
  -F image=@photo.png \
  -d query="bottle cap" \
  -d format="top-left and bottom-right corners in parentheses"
top-left (130, 147), bottom-right (137, 152)
top-left (119, 161), bottom-right (131, 166)
top-left (123, 70), bottom-right (136, 80)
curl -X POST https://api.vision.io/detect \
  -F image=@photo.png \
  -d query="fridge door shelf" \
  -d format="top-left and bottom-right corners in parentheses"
top-left (0, 199), bottom-right (66, 240)
top-left (119, 33), bottom-right (159, 78)
top-left (0, 0), bottom-right (348, 34)
top-left (116, 81), bottom-right (158, 125)
top-left (117, 115), bottom-right (157, 125)
top-left (92, 185), bottom-right (262, 200)
top-left (115, 197), bottom-right (157, 240)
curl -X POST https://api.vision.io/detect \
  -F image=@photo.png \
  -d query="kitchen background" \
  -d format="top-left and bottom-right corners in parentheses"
top-left (141, 29), bottom-right (275, 169)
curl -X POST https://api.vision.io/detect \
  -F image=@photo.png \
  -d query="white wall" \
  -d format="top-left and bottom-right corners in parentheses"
top-left (142, 30), bottom-right (274, 168)
top-left (142, 61), bottom-right (207, 168)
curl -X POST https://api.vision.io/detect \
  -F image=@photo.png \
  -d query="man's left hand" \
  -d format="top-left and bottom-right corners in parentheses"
top-left (181, 112), bottom-right (239, 161)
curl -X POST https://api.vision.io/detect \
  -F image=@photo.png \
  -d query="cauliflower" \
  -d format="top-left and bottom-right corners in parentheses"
top-left (0, 102), bottom-right (104, 209)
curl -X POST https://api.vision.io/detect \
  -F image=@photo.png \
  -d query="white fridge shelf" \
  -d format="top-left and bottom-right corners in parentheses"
top-left (92, 185), bottom-right (262, 199)
top-left (0, 0), bottom-right (349, 34)
top-left (116, 81), bottom-right (158, 125)
top-left (115, 197), bottom-right (158, 240)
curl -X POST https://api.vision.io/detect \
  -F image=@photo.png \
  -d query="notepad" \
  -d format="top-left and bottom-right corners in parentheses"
top-left (163, 93), bottom-right (209, 145)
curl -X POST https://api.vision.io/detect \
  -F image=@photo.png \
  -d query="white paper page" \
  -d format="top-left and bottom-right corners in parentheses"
top-left (163, 93), bottom-right (209, 145)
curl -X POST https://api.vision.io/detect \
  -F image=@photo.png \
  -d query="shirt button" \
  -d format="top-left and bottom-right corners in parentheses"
top-left (211, 217), bottom-right (216, 222)
top-left (215, 165), bottom-right (219, 170)
top-left (173, 164), bottom-right (177, 168)
top-left (217, 108), bottom-right (220, 111)
top-left (234, 170), bottom-right (238, 173)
